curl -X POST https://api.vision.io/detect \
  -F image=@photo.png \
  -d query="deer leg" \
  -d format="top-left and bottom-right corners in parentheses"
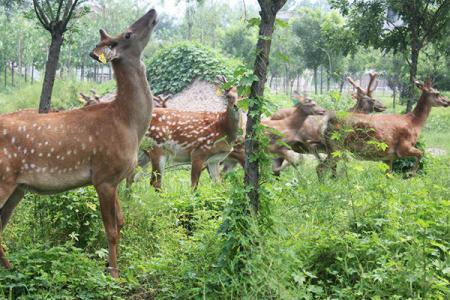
top-left (114, 191), bottom-right (125, 231)
top-left (207, 162), bottom-right (221, 182)
top-left (0, 183), bottom-right (19, 270)
top-left (150, 149), bottom-right (165, 191)
top-left (272, 157), bottom-right (284, 177)
top-left (397, 145), bottom-right (423, 176)
top-left (95, 183), bottom-right (121, 278)
top-left (191, 152), bottom-right (206, 190)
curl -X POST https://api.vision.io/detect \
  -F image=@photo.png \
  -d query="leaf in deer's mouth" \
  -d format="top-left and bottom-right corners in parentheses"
top-left (98, 52), bottom-right (107, 64)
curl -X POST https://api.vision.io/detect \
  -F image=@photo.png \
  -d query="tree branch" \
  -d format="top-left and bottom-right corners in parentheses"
top-left (32, 0), bottom-right (50, 30)
top-left (62, 0), bottom-right (80, 31)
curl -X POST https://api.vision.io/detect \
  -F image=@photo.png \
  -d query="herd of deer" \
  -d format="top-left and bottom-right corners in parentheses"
top-left (0, 9), bottom-right (448, 278)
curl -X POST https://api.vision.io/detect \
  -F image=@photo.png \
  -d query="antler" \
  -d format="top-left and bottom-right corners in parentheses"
top-left (347, 77), bottom-right (365, 95)
top-left (367, 72), bottom-right (378, 97)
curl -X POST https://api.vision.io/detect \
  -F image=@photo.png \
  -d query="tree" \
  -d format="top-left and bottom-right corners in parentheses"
top-left (32, 0), bottom-right (87, 113)
top-left (292, 8), bottom-right (327, 94)
top-left (245, 0), bottom-right (287, 213)
top-left (330, 0), bottom-right (450, 111)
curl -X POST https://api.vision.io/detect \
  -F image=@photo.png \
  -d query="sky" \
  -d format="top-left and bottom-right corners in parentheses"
top-left (146, 0), bottom-right (259, 18)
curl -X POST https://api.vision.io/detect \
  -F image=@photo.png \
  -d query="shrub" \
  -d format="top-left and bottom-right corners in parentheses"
top-left (26, 187), bottom-right (104, 251)
top-left (0, 244), bottom-right (122, 300)
top-left (146, 42), bottom-right (236, 95)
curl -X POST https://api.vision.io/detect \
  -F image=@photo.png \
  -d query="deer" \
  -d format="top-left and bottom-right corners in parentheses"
top-left (270, 73), bottom-right (385, 121)
top-left (80, 89), bottom-right (170, 108)
top-left (317, 79), bottom-right (449, 178)
top-left (131, 86), bottom-right (242, 190)
top-left (0, 9), bottom-right (158, 278)
top-left (267, 74), bottom-right (386, 174)
top-left (221, 97), bottom-right (328, 176)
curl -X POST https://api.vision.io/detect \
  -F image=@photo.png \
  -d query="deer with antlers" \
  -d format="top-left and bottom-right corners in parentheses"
top-left (318, 79), bottom-right (449, 178)
top-left (267, 74), bottom-right (386, 174)
top-left (0, 9), bottom-right (158, 277)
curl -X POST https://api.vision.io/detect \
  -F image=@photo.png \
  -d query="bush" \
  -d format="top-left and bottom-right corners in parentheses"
top-left (26, 187), bottom-right (104, 251)
top-left (146, 42), bottom-right (236, 95)
top-left (0, 244), bottom-right (122, 300)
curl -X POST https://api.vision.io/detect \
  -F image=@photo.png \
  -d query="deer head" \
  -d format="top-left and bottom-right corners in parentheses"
top-left (348, 74), bottom-right (386, 113)
top-left (294, 96), bottom-right (327, 116)
top-left (90, 9), bottom-right (158, 64)
top-left (414, 79), bottom-right (449, 107)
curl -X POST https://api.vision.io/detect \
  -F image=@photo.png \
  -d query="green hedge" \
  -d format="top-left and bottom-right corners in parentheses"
top-left (146, 42), bottom-right (237, 95)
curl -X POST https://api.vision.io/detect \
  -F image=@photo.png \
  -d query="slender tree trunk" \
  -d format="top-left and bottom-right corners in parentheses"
top-left (407, 47), bottom-right (420, 112)
top-left (393, 87), bottom-right (397, 112)
top-left (11, 62), bottom-right (15, 87)
top-left (296, 73), bottom-right (300, 92)
top-left (80, 64), bottom-right (84, 81)
top-left (313, 67), bottom-right (318, 95)
top-left (327, 71), bottom-right (330, 91)
top-left (24, 65), bottom-right (28, 83)
top-left (4, 62), bottom-right (7, 87)
top-left (31, 62), bottom-right (35, 84)
top-left (320, 66), bottom-right (323, 94)
top-left (245, 0), bottom-right (286, 214)
top-left (39, 32), bottom-right (64, 113)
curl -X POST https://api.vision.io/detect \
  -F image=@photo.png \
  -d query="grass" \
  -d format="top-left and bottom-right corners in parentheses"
top-left (0, 82), bottom-right (449, 299)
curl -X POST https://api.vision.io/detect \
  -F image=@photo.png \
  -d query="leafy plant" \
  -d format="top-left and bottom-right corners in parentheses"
top-left (146, 42), bottom-right (236, 95)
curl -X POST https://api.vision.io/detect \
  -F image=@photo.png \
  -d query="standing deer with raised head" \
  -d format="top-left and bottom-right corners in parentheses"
top-left (318, 79), bottom-right (449, 178)
top-left (135, 86), bottom-right (241, 190)
top-left (0, 9), bottom-right (158, 277)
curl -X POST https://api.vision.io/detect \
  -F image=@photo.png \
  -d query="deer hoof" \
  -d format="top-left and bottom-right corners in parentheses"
top-left (1, 258), bottom-right (13, 270)
top-left (105, 266), bottom-right (120, 278)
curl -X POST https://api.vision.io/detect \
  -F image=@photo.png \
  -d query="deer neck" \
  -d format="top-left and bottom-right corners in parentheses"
top-left (220, 105), bottom-right (241, 143)
top-left (111, 58), bottom-right (153, 139)
top-left (286, 110), bottom-right (309, 129)
top-left (411, 93), bottom-right (432, 130)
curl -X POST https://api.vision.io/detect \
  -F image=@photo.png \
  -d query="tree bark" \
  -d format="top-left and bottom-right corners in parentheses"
top-left (313, 67), bottom-right (318, 95)
top-left (31, 62), bottom-right (35, 84)
top-left (11, 62), bottom-right (15, 87)
top-left (245, 0), bottom-right (286, 214)
top-left (407, 47), bottom-right (420, 112)
top-left (39, 32), bottom-right (64, 113)
top-left (320, 66), bottom-right (323, 94)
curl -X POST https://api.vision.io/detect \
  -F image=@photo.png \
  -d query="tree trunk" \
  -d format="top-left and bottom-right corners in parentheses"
top-left (31, 62), bottom-right (35, 84)
top-left (320, 66), bottom-right (323, 94)
top-left (4, 62), bottom-right (7, 87)
top-left (11, 62), bottom-right (15, 87)
top-left (245, 0), bottom-right (286, 214)
top-left (407, 47), bottom-right (420, 112)
top-left (407, 17), bottom-right (420, 113)
top-left (39, 32), bottom-right (64, 113)
top-left (313, 67), bottom-right (318, 95)
top-left (24, 65), bottom-right (28, 83)
top-left (393, 87), bottom-right (397, 112)
top-left (80, 64), bottom-right (84, 81)
top-left (327, 71), bottom-right (330, 91)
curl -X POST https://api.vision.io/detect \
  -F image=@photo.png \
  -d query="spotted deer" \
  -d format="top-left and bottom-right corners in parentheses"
top-left (135, 86), bottom-right (241, 190)
top-left (82, 89), bottom-right (171, 108)
top-left (318, 79), bottom-right (449, 178)
top-left (0, 9), bottom-right (158, 277)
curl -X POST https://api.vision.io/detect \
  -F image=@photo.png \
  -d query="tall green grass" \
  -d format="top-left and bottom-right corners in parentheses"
top-left (0, 83), bottom-right (449, 299)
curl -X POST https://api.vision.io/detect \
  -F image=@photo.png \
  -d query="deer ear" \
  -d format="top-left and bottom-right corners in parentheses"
top-left (99, 29), bottom-right (111, 41)
top-left (414, 80), bottom-right (424, 89)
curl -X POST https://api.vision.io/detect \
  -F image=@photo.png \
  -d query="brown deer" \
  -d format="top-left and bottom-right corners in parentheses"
top-left (222, 97), bottom-right (328, 175)
top-left (270, 73), bottom-right (385, 121)
top-left (136, 86), bottom-right (242, 190)
top-left (0, 9), bottom-right (158, 277)
top-left (318, 79), bottom-right (449, 178)
top-left (348, 73), bottom-right (386, 113)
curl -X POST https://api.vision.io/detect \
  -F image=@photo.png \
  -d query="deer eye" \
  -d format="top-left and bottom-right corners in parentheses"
top-left (125, 32), bottom-right (132, 39)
